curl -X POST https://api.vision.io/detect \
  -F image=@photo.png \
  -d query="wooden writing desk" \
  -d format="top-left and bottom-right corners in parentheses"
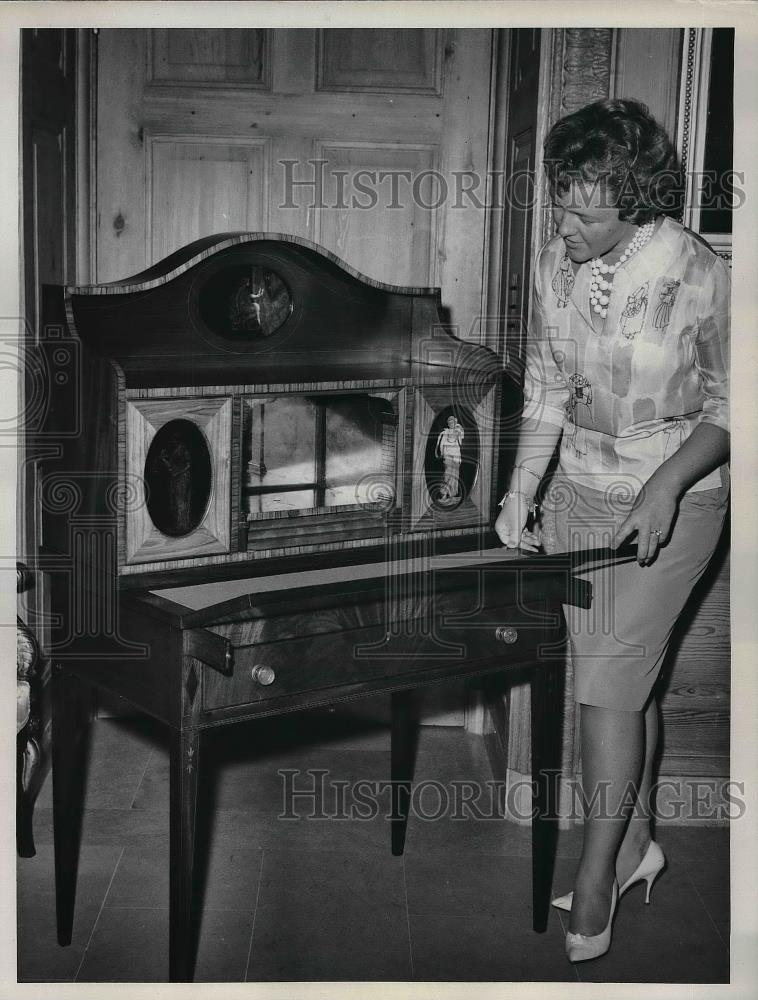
top-left (42, 234), bottom-right (590, 981)
top-left (51, 547), bottom-right (589, 981)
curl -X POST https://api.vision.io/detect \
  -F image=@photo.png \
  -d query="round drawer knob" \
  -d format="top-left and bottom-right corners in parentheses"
top-left (251, 664), bottom-right (276, 686)
top-left (494, 627), bottom-right (518, 644)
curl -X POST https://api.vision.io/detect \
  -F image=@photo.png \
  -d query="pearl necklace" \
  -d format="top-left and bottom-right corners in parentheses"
top-left (589, 220), bottom-right (655, 318)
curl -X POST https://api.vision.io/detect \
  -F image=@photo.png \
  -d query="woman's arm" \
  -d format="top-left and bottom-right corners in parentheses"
top-left (494, 417), bottom-right (562, 550)
top-left (647, 422), bottom-right (728, 497)
top-left (614, 255), bottom-right (730, 564)
top-left (613, 423), bottom-right (729, 563)
top-left (495, 253), bottom-right (568, 548)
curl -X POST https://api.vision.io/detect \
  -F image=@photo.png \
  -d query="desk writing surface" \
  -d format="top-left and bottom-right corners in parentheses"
top-left (150, 546), bottom-right (531, 612)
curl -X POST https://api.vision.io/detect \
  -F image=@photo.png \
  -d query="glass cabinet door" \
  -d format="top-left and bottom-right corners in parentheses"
top-left (242, 392), bottom-right (398, 516)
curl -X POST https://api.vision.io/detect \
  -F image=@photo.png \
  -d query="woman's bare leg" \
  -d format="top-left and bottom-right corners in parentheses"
top-left (615, 696), bottom-right (659, 885)
top-left (569, 703), bottom-right (644, 935)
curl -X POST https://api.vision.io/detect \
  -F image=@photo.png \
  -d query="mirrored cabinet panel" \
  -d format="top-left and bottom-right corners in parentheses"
top-left (242, 391), bottom-right (398, 517)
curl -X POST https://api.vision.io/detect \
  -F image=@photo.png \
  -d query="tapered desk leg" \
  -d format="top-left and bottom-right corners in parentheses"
top-left (390, 690), bottom-right (414, 856)
top-left (51, 665), bottom-right (92, 946)
top-left (17, 729), bottom-right (37, 858)
top-left (530, 659), bottom-right (563, 933)
top-left (169, 727), bottom-right (201, 982)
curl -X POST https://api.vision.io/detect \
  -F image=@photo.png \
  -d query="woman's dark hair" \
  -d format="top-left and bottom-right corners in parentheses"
top-left (543, 98), bottom-right (683, 223)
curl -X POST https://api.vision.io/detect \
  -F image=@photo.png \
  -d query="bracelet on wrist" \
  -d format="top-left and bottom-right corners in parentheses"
top-left (515, 465), bottom-right (541, 484)
top-left (498, 489), bottom-right (538, 514)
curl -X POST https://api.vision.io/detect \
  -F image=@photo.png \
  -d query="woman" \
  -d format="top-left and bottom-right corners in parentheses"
top-left (495, 98), bottom-right (730, 963)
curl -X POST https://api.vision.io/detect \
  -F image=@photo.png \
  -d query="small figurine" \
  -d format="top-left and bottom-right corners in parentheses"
top-left (160, 435), bottom-right (193, 534)
top-left (230, 268), bottom-right (266, 332)
top-left (435, 414), bottom-right (465, 502)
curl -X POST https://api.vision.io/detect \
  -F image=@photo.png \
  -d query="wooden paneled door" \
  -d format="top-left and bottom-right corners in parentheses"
top-left (95, 28), bottom-right (497, 343)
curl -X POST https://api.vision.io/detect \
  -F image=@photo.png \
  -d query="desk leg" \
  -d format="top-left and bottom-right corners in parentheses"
top-left (390, 690), bottom-right (414, 856)
top-left (530, 659), bottom-right (563, 933)
top-left (169, 727), bottom-right (201, 982)
top-left (51, 666), bottom-right (92, 946)
top-left (17, 727), bottom-right (39, 858)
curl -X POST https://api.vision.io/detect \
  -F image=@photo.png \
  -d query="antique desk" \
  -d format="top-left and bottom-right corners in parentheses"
top-left (41, 235), bottom-right (589, 981)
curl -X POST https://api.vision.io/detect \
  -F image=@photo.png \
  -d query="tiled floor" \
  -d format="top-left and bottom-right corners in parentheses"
top-left (17, 709), bottom-right (729, 983)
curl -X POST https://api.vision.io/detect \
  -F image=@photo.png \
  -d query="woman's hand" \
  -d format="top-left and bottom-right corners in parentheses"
top-left (495, 495), bottom-right (541, 552)
top-left (612, 472), bottom-right (680, 565)
top-left (518, 524), bottom-right (543, 553)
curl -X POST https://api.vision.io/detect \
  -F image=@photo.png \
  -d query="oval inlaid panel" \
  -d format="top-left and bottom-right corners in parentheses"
top-left (144, 419), bottom-right (213, 536)
top-left (424, 406), bottom-right (479, 511)
top-left (198, 265), bottom-right (293, 340)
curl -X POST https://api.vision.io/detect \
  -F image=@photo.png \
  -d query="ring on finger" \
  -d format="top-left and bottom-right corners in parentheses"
top-left (649, 528), bottom-right (662, 537)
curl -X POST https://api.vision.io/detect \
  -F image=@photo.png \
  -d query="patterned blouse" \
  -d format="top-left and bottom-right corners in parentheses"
top-left (522, 216), bottom-right (730, 494)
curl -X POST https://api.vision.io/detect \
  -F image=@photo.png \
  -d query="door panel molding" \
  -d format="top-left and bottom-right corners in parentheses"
top-left (146, 134), bottom-right (272, 262)
top-left (312, 140), bottom-right (438, 288)
top-left (316, 28), bottom-right (443, 96)
top-left (148, 28), bottom-right (272, 89)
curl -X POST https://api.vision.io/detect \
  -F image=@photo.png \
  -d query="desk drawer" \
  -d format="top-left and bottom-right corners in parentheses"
top-left (201, 612), bottom-right (547, 712)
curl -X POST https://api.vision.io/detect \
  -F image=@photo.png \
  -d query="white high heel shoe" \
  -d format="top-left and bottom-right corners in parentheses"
top-left (565, 879), bottom-right (618, 963)
top-left (552, 840), bottom-right (666, 912)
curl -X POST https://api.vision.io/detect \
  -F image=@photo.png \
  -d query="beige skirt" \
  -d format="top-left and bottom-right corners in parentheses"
top-left (540, 475), bottom-right (729, 711)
